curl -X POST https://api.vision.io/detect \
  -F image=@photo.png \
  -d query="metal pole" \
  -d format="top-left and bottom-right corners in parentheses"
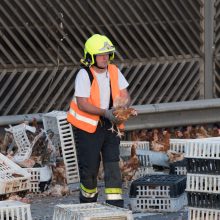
top-left (204, 0), bottom-right (215, 98)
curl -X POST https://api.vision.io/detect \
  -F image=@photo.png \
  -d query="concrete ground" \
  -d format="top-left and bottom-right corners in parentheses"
top-left (30, 183), bottom-right (188, 220)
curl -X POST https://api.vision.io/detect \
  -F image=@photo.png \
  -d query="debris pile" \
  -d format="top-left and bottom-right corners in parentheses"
top-left (0, 114), bottom-right (78, 203)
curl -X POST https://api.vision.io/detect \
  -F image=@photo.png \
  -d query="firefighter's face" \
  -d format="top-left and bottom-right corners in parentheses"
top-left (95, 53), bottom-right (109, 69)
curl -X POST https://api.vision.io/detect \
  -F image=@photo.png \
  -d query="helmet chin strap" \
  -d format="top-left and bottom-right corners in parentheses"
top-left (94, 63), bottom-right (106, 69)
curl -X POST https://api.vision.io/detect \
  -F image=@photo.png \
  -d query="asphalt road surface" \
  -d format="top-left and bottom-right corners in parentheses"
top-left (30, 183), bottom-right (188, 220)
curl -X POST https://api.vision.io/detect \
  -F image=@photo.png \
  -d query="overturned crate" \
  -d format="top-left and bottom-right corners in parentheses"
top-left (0, 200), bottom-right (32, 220)
top-left (5, 123), bottom-right (36, 163)
top-left (25, 165), bottom-right (52, 193)
top-left (43, 111), bottom-right (79, 184)
top-left (0, 153), bottom-right (30, 196)
top-left (53, 202), bottom-right (133, 220)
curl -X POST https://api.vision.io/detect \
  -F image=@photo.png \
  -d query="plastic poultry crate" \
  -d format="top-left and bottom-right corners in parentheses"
top-left (120, 141), bottom-right (150, 167)
top-left (186, 173), bottom-right (220, 194)
top-left (186, 158), bottom-right (220, 174)
top-left (133, 167), bottom-right (155, 179)
top-left (170, 137), bottom-right (220, 154)
top-left (188, 207), bottom-right (220, 220)
top-left (120, 141), bottom-right (150, 151)
top-left (169, 159), bottom-right (187, 175)
top-left (185, 140), bottom-right (220, 159)
top-left (130, 192), bottom-right (187, 212)
top-left (187, 192), bottom-right (220, 209)
top-left (0, 153), bottom-right (30, 195)
top-left (43, 111), bottom-right (79, 184)
top-left (130, 174), bottom-right (186, 198)
top-left (53, 202), bottom-right (133, 220)
top-left (0, 200), bottom-right (32, 220)
top-left (170, 139), bottom-right (189, 153)
top-left (5, 124), bottom-right (35, 163)
top-left (25, 166), bottom-right (52, 193)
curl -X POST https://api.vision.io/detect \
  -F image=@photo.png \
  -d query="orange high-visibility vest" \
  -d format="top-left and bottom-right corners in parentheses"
top-left (67, 64), bottom-right (124, 133)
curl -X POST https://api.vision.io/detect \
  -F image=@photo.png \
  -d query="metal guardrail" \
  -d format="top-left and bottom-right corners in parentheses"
top-left (125, 98), bottom-right (220, 130)
top-left (1, 99), bottom-right (220, 130)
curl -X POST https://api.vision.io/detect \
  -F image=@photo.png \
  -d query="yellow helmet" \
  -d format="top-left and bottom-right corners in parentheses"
top-left (81, 34), bottom-right (115, 66)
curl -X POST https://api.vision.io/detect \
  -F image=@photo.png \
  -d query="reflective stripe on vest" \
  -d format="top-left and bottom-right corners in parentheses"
top-left (69, 108), bottom-right (98, 126)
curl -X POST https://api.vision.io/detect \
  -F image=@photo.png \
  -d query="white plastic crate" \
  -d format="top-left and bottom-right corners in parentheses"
top-left (43, 111), bottom-right (64, 151)
top-left (170, 137), bottom-right (220, 154)
top-left (170, 139), bottom-right (190, 153)
top-left (120, 141), bottom-right (149, 153)
top-left (186, 173), bottom-right (220, 193)
top-left (0, 153), bottom-right (30, 195)
top-left (188, 207), bottom-right (220, 220)
top-left (5, 124), bottom-right (34, 163)
top-left (53, 203), bottom-right (133, 220)
top-left (133, 184), bottom-right (171, 198)
top-left (185, 140), bottom-right (220, 159)
top-left (0, 200), bottom-right (32, 220)
top-left (43, 111), bottom-right (79, 184)
top-left (130, 193), bottom-right (187, 212)
top-left (25, 166), bottom-right (52, 193)
top-left (120, 141), bottom-right (150, 167)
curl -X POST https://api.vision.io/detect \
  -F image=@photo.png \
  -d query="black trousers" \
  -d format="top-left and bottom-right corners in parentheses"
top-left (74, 118), bottom-right (122, 192)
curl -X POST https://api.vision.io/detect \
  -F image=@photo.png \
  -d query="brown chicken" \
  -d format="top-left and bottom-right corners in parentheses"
top-left (51, 161), bottom-right (67, 185)
top-left (111, 107), bottom-right (137, 137)
top-left (209, 125), bottom-right (220, 137)
top-left (196, 126), bottom-right (210, 138)
top-left (151, 129), bottom-right (170, 152)
top-left (167, 150), bottom-right (184, 163)
top-left (113, 107), bottom-right (137, 122)
top-left (108, 96), bottom-right (138, 137)
top-left (120, 143), bottom-right (140, 187)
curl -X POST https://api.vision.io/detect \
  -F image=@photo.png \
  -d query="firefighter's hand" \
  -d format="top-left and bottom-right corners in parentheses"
top-left (104, 109), bottom-right (119, 124)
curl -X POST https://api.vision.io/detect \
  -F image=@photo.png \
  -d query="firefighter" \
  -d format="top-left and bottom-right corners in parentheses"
top-left (67, 34), bottom-right (130, 207)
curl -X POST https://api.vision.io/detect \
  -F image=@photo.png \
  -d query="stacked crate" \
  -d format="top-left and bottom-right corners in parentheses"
top-left (129, 174), bottom-right (187, 212)
top-left (53, 202), bottom-right (133, 220)
top-left (185, 140), bottom-right (220, 220)
top-left (43, 111), bottom-right (79, 184)
top-left (169, 137), bottom-right (220, 176)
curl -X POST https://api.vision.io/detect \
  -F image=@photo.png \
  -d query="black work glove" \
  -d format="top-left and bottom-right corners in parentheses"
top-left (104, 109), bottom-right (119, 124)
